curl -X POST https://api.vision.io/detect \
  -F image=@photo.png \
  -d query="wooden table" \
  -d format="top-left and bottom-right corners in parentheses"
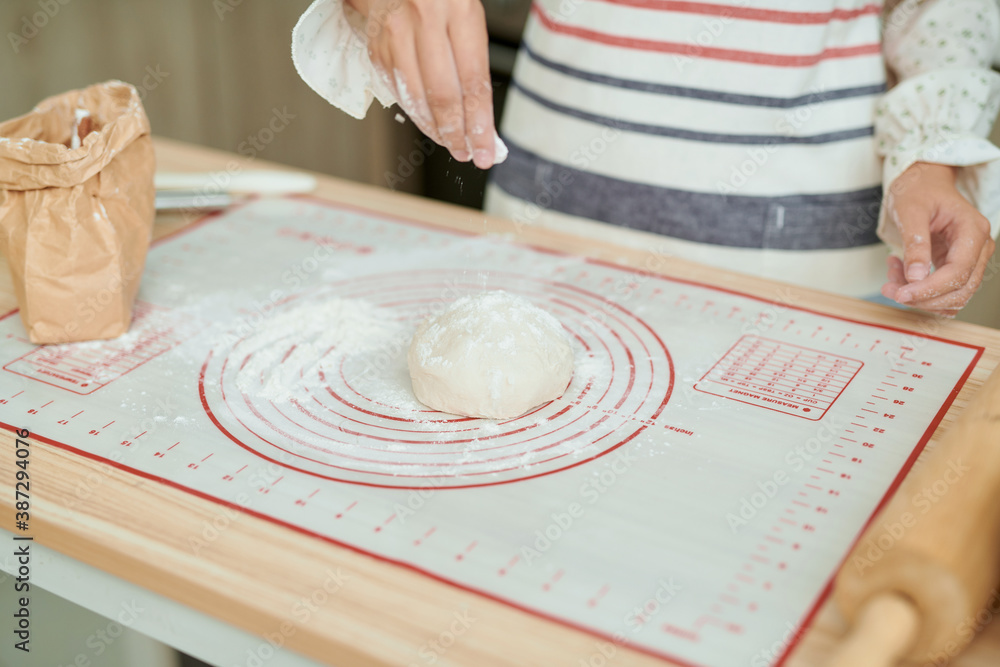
top-left (3, 137), bottom-right (1000, 667)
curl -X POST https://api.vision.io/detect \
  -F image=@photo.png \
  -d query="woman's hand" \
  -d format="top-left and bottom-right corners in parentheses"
top-left (348, 0), bottom-right (497, 169)
top-left (881, 162), bottom-right (995, 317)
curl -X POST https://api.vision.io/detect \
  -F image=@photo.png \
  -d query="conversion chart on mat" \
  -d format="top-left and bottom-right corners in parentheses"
top-left (0, 197), bottom-right (982, 667)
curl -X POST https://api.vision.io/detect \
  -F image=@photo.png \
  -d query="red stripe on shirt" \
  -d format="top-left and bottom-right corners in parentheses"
top-left (591, 0), bottom-right (881, 24)
top-left (531, 4), bottom-right (882, 66)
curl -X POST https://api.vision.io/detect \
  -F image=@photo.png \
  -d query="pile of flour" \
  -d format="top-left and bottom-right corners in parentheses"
top-left (233, 297), bottom-right (402, 403)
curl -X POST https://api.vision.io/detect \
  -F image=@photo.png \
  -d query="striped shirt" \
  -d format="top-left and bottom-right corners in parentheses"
top-left (483, 0), bottom-right (1000, 296)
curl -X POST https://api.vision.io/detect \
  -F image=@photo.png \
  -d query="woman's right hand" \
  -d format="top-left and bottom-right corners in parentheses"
top-left (348, 0), bottom-right (498, 169)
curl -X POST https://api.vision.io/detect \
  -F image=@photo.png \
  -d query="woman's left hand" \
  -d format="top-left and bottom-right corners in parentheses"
top-left (881, 162), bottom-right (995, 318)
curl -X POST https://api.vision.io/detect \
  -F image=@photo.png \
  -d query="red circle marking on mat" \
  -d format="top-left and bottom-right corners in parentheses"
top-left (199, 271), bottom-right (673, 489)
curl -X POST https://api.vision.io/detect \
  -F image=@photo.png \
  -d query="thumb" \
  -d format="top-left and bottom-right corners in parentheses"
top-left (889, 195), bottom-right (933, 284)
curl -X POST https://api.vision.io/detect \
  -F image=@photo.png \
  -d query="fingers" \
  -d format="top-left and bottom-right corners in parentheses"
top-left (368, 10), bottom-right (440, 144)
top-left (888, 192), bottom-right (933, 285)
top-left (904, 238), bottom-right (994, 314)
top-left (414, 10), bottom-right (470, 161)
top-left (891, 196), bottom-right (990, 308)
top-left (393, 66), bottom-right (442, 145)
top-left (880, 163), bottom-right (994, 316)
top-left (382, 16), bottom-right (443, 144)
top-left (367, 16), bottom-right (394, 87)
top-left (880, 255), bottom-right (906, 301)
top-left (896, 219), bottom-right (987, 306)
top-left (366, 0), bottom-right (495, 167)
top-left (448, 2), bottom-right (495, 168)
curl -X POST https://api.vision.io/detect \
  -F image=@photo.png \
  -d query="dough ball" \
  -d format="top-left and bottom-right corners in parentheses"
top-left (407, 291), bottom-right (574, 419)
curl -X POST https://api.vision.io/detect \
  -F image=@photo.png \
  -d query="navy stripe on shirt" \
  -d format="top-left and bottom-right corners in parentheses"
top-left (490, 139), bottom-right (883, 250)
top-left (511, 81), bottom-right (876, 145)
top-left (521, 42), bottom-right (887, 108)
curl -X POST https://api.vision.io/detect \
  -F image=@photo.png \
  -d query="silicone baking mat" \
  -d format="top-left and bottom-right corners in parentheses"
top-left (0, 197), bottom-right (982, 666)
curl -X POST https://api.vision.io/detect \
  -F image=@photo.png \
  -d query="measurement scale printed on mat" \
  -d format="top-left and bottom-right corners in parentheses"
top-left (0, 197), bottom-right (982, 667)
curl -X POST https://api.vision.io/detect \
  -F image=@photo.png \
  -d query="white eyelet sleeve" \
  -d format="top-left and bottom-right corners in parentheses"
top-left (876, 0), bottom-right (1000, 252)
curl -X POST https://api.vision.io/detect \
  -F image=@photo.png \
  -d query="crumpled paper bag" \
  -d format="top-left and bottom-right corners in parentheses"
top-left (0, 80), bottom-right (155, 344)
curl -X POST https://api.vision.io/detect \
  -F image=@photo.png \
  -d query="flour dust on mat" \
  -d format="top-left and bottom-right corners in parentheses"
top-left (408, 290), bottom-right (575, 419)
top-left (232, 296), bottom-right (403, 404)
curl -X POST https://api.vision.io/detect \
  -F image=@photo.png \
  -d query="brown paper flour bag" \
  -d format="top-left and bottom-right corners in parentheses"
top-left (0, 80), bottom-right (155, 344)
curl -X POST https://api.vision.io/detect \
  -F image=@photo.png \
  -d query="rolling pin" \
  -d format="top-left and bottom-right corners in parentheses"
top-left (830, 365), bottom-right (1000, 666)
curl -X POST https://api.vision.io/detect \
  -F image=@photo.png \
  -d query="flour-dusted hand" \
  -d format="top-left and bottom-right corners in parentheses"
top-left (874, 0), bottom-right (1000, 315)
top-left (291, 0), bottom-right (506, 168)
top-left (348, 0), bottom-right (498, 168)
top-left (881, 162), bottom-right (995, 317)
